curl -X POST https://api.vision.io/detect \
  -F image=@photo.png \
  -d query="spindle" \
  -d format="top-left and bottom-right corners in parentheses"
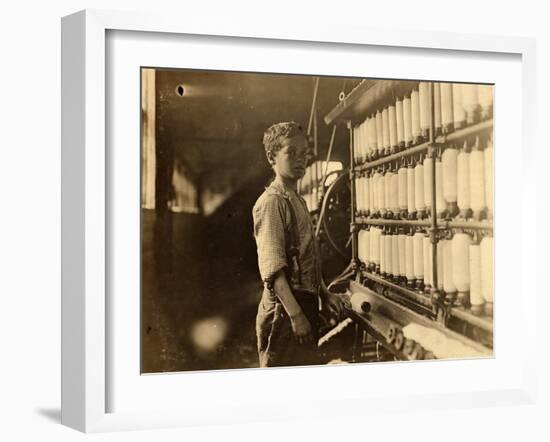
top-left (398, 232), bottom-right (407, 285)
top-left (419, 82), bottom-right (430, 140)
top-left (442, 146), bottom-right (459, 217)
top-left (376, 110), bottom-right (384, 157)
top-left (407, 164), bottom-right (416, 219)
top-left (379, 170), bottom-right (387, 217)
top-left (478, 85), bottom-right (493, 120)
top-left (480, 236), bottom-right (493, 316)
top-left (389, 104), bottom-right (398, 154)
top-left (443, 239), bottom-right (457, 305)
top-left (382, 107), bottom-right (390, 156)
top-left (390, 170), bottom-right (399, 218)
top-left (385, 231), bottom-right (393, 279)
top-left (396, 98), bottom-right (405, 150)
top-left (398, 165), bottom-right (408, 218)
top-left (405, 233), bottom-right (415, 288)
top-left (484, 138), bottom-right (493, 220)
top-left (392, 232), bottom-right (399, 282)
top-left (462, 84), bottom-right (479, 125)
top-left (470, 141), bottom-right (486, 221)
top-left (457, 145), bottom-right (471, 219)
top-left (434, 82), bottom-right (442, 136)
top-left (373, 227), bottom-right (381, 273)
top-left (414, 161), bottom-right (426, 219)
top-left (435, 156), bottom-right (446, 218)
top-left (423, 234), bottom-right (433, 293)
top-left (403, 96), bottom-right (412, 148)
top-left (423, 156), bottom-right (433, 216)
top-left (440, 82), bottom-right (453, 134)
top-left (411, 88), bottom-right (421, 145)
top-left (437, 240), bottom-right (445, 291)
top-left (384, 171), bottom-right (393, 218)
top-left (469, 243), bottom-right (484, 315)
top-left (413, 231), bottom-right (425, 291)
top-left (452, 232), bottom-right (471, 308)
top-left (452, 83), bottom-right (466, 130)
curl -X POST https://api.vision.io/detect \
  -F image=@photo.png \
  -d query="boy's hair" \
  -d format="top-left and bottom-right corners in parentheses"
top-left (262, 121), bottom-right (305, 160)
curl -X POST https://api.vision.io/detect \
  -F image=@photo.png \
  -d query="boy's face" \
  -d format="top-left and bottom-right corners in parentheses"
top-left (271, 135), bottom-right (308, 181)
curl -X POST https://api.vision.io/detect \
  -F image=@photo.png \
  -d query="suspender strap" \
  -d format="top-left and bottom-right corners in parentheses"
top-left (282, 196), bottom-right (302, 286)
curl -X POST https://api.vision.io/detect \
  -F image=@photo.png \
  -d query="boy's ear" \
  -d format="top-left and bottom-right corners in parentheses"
top-left (267, 151), bottom-right (275, 165)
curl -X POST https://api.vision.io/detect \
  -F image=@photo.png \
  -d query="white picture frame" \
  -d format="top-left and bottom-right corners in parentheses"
top-left (61, 9), bottom-right (537, 433)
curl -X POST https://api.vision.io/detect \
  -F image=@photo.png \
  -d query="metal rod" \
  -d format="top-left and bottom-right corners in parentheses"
top-left (348, 120), bottom-right (358, 266)
top-left (307, 76), bottom-right (320, 136)
top-left (359, 141), bottom-right (430, 170)
top-left (435, 119), bottom-right (493, 144)
top-left (356, 218), bottom-right (431, 228)
top-left (441, 220), bottom-right (494, 230)
top-left (429, 82), bottom-right (439, 300)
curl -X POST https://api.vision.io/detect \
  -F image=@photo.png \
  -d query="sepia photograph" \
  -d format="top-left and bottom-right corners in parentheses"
top-left (140, 68), bottom-right (494, 373)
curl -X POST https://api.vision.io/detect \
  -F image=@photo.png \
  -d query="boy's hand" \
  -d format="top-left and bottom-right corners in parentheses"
top-left (322, 292), bottom-right (345, 320)
top-left (290, 312), bottom-right (313, 344)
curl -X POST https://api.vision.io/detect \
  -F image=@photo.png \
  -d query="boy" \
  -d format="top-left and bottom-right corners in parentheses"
top-left (252, 121), bottom-right (343, 368)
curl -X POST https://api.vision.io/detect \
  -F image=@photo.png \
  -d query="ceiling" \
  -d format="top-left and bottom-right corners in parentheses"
top-left (155, 68), bottom-right (361, 175)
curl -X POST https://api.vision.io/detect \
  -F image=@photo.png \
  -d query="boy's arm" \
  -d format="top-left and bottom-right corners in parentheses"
top-left (271, 269), bottom-right (313, 344)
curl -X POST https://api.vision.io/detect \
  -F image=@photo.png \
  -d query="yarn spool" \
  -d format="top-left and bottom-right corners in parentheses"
top-left (384, 171), bottom-right (394, 218)
top-left (457, 147), bottom-right (471, 219)
top-left (376, 111), bottom-right (384, 156)
top-left (389, 104), bottom-right (398, 153)
top-left (440, 82), bottom-right (454, 134)
top-left (484, 139), bottom-right (493, 219)
top-left (423, 235), bottom-right (433, 292)
top-left (452, 232), bottom-right (471, 308)
top-left (434, 83), bottom-right (442, 136)
top-left (423, 157), bottom-right (433, 215)
top-left (480, 236), bottom-right (493, 316)
top-left (363, 176), bottom-right (370, 216)
top-left (405, 233), bottom-right (415, 288)
top-left (353, 127), bottom-right (359, 163)
top-left (357, 230), bottom-right (365, 264)
top-left (398, 166), bottom-right (408, 217)
top-left (368, 115), bottom-right (377, 159)
top-left (462, 84), bottom-right (479, 125)
top-left (478, 85), bottom-right (493, 120)
top-left (379, 171), bottom-right (387, 217)
top-left (407, 165), bottom-right (416, 219)
top-left (385, 233), bottom-right (393, 278)
top-left (419, 82), bottom-right (430, 140)
top-left (411, 88), bottom-right (421, 145)
top-left (382, 107), bottom-right (390, 156)
top-left (403, 96), bottom-right (412, 147)
top-left (390, 171), bottom-right (399, 217)
top-left (355, 176), bottom-right (361, 214)
top-left (380, 231), bottom-right (386, 276)
top-left (469, 243), bottom-right (484, 315)
top-left (442, 147), bottom-right (459, 217)
top-left (392, 233), bottom-right (399, 282)
top-left (368, 174), bottom-right (374, 216)
top-left (452, 83), bottom-right (466, 130)
top-left (360, 120), bottom-right (368, 162)
top-left (443, 239), bottom-right (457, 305)
top-left (437, 240), bottom-right (445, 291)
top-left (372, 172), bottom-right (380, 216)
top-left (470, 146), bottom-right (486, 221)
top-left (372, 228), bottom-right (381, 272)
top-left (398, 233), bottom-right (407, 284)
top-left (396, 98), bottom-right (405, 149)
top-left (413, 232), bottom-right (425, 290)
top-left (435, 157), bottom-right (446, 218)
top-left (414, 162), bottom-right (426, 219)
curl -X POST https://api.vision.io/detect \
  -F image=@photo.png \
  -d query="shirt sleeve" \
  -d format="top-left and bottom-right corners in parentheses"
top-left (252, 195), bottom-right (288, 285)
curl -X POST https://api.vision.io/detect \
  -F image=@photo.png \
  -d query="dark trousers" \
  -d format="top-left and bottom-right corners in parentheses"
top-left (256, 288), bottom-right (320, 368)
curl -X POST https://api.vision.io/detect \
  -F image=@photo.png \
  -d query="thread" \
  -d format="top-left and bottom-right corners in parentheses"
top-left (452, 83), bottom-right (466, 130)
top-left (382, 107), bottom-right (390, 153)
top-left (411, 89), bottom-right (421, 142)
top-left (452, 233), bottom-right (471, 305)
top-left (484, 139), bottom-right (493, 218)
top-left (385, 233), bottom-right (393, 276)
top-left (414, 163), bottom-right (425, 215)
top-left (423, 157), bottom-right (433, 213)
top-left (434, 83), bottom-right (442, 134)
top-left (392, 233), bottom-right (399, 280)
top-left (423, 235), bottom-right (433, 287)
top-left (462, 84), bottom-right (479, 125)
top-left (413, 232), bottom-right (425, 280)
top-left (442, 147), bottom-right (458, 215)
top-left (403, 96), bottom-right (412, 146)
top-left (480, 236), bottom-right (493, 303)
top-left (405, 234), bottom-right (415, 283)
top-left (478, 85), bottom-right (493, 119)
top-left (398, 234), bottom-right (407, 278)
top-left (390, 172), bottom-right (399, 214)
top-left (372, 228), bottom-right (380, 266)
top-left (443, 239), bottom-right (456, 295)
top-left (384, 172), bottom-right (393, 215)
top-left (407, 166), bottom-right (415, 216)
top-left (419, 82), bottom-right (430, 138)
top-left (379, 172), bottom-right (386, 216)
top-left (396, 98), bottom-right (404, 147)
top-left (398, 167), bottom-right (408, 212)
top-left (437, 240), bottom-right (445, 291)
top-left (457, 150), bottom-right (471, 217)
top-left (376, 111), bottom-right (384, 155)
top-left (440, 83), bottom-right (453, 133)
top-left (435, 158), bottom-right (446, 217)
top-left (380, 232), bottom-right (386, 275)
top-left (470, 148), bottom-right (486, 220)
top-left (389, 105), bottom-right (398, 149)
top-left (469, 244), bottom-right (484, 312)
